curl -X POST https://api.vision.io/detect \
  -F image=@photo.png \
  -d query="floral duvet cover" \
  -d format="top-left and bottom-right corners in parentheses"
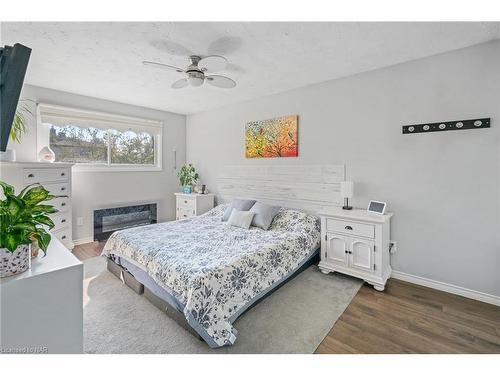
top-left (102, 204), bottom-right (320, 347)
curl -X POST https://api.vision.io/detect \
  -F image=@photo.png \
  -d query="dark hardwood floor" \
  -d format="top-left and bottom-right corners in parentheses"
top-left (74, 242), bottom-right (500, 354)
top-left (315, 279), bottom-right (500, 353)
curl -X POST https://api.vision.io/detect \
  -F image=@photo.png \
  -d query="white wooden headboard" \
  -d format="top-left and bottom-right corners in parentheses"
top-left (216, 164), bottom-right (345, 212)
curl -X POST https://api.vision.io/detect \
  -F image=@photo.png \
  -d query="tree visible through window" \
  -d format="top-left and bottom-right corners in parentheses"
top-left (109, 129), bottom-right (155, 165)
top-left (50, 125), bottom-right (108, 164)
top-left (40, 104), bottom-right (161, 169)
top-left (48, 125), bottom-right (156, 166)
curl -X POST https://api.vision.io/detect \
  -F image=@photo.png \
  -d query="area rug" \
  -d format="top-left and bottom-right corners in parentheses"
top-left (83, 256), bottom-right (362, 353)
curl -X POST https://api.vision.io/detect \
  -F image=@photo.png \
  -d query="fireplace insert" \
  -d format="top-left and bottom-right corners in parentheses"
top-left (93, 203), bottom-right (157, 241)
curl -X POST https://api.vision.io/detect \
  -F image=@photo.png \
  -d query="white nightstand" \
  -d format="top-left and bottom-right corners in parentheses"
top-left (175, 193), bottom-right (215, 220)
top-left (318, 207), bottom-right (393, 291)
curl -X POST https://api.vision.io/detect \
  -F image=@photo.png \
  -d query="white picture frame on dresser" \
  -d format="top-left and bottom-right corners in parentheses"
top-left (175, 193), bottom-right (215, 220)
top-left (318, 207), bottom-right (393, 291)
top-left (0, 162), bottom-right (74, 250)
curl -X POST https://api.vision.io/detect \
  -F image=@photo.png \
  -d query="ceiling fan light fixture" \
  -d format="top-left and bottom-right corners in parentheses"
top-left (188, 76), bottom-right (204, 87)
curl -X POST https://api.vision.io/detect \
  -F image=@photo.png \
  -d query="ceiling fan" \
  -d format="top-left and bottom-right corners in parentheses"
top-left (143, 55), bottom-right (236, 89)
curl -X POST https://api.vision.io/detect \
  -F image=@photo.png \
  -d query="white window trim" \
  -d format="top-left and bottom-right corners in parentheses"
top-left (37, 103), bottom-right (163, 172)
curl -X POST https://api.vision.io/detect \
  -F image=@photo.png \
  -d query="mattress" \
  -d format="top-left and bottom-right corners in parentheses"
top-left (102, 203), bottom-right (321, 348)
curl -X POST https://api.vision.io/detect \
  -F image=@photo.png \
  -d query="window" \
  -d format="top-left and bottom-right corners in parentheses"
top-left (38, 104), bottom-right (162, 171)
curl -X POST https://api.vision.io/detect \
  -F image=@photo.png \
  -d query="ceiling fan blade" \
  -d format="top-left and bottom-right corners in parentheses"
top-left (143, 61), bottom-right (185, 73)
top-left (150, 40), bottom-right (194, 57)
top-left (206, 75), bottom-right (236, 89)
top-left (172, 78), bottom-right (188, 89)
top-left (199, 55), bottom-right (228, 72)
top-left (225, 62), bottom-right (245, 74)
top-left (207, 36), bottom-right (242, 56)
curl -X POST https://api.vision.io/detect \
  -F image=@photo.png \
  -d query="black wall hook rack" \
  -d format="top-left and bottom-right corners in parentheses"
top-left (402, 118), bottom-right (490, 134)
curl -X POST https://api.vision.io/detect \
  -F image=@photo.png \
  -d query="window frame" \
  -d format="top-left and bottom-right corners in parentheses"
top-left (37, 103), bottom-right (163, 172)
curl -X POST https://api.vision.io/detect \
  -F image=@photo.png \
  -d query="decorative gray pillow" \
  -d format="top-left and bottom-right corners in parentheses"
top-left (250, 202), bottom-right (281, 230)
top-left (222, 199), bottom-right (256, 221)
top-left (226, 209), bottom-right (255, 229)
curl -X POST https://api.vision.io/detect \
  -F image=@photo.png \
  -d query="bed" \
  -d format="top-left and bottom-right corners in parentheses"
top-left (101, 203), bottom-right (321, 348)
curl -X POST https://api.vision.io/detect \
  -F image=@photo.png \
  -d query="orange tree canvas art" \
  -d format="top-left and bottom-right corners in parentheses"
top-left (245, 115), bottom-right (298, 158)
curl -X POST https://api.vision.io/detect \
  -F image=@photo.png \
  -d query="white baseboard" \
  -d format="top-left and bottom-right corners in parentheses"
top-left (391, 270), bottom-right (500, 307)
top-left (73, 236), bottom-right (95, 246)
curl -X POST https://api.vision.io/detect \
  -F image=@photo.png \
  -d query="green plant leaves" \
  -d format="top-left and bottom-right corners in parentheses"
top-left (0, 180), bottom-right (60, 254)
top-left (31, 230), bottom-right (51, 255)
top-left (33, 215), bottom-right (55, 229)
top-left (31, 204), bottom-right (58, 215)
top-left (22, 185), bottom-right (52, 205)
top-left (177, 164), bottom-right (199, 187)
top-left (0, 181), bottom-right (15, 196)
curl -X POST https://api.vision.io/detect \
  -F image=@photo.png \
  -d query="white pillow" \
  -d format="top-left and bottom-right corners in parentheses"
top-left (226, 209), bottom-right (255, 229)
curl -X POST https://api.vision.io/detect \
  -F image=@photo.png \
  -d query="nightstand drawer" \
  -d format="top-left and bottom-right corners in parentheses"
top-left (176, 207), bottom-right (195, 220)
top-left (176, 196), bottom-right (195, 210)
top-left (326, 218), bottom-right (374, 238)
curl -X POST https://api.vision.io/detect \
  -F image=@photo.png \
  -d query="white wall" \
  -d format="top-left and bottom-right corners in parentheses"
top-left (12, 85), bottom-right (186, 242)
top-left (187, 41), bottom-right (500, 297)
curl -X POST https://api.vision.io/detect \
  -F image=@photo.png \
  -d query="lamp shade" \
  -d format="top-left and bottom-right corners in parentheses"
top-left (340, 181), bottom-right (354, 198)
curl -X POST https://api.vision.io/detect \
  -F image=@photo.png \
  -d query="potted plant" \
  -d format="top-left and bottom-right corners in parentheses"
top-left (177, 164), bottom-right (199, 194)
top-left (0, 181), bottom-right (62, 278)
top-left (0, 101), bottom-right (32, 162)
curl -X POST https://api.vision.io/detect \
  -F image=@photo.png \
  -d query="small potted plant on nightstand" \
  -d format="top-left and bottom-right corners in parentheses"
top-left (0, 181), bottom-right (62, 278)
top-left (177, 164), bottom-right (199, 194)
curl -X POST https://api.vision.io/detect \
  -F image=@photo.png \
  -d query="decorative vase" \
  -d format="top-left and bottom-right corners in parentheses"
top-left (182, 186), bottom-right (193, 194)
top-left (38, 146), bottom-right (55, 163)
top-left (0, 149), bottom-right (16, 162)
top-left (0, 244), bottom-right (31, 278)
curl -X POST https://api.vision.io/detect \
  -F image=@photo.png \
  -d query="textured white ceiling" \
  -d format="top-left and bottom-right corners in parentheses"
top-left (2, 22), bottom-right (500, 114)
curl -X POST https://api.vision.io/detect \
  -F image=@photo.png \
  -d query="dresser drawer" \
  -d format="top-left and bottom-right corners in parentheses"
top-left (52, 197), bottom-right (70, 213)
top-left (42, 182), bottom-right (70, 196)
top-left (52, 228), bottom-right (71, 244)
top-left (50, 212), bottom-right (71, 232)
top-left (24, 168), bottom-right (70, 184)
top-left (326, 218), bottom-right (375, 238)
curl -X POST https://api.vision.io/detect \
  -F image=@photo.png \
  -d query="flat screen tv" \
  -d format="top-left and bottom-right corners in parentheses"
top-left (0, 43), bottom-right (32, 152)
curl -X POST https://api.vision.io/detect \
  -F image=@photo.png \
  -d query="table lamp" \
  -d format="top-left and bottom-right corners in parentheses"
top-left (340, 181), bottom-right (353, 210)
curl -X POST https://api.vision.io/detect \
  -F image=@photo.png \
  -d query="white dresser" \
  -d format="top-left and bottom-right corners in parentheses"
top-left (0, 237), bottom-right (83, 353)
top-left (0, 162), bottom-right (74, 250)
top-left (318, 207), bottom-right (393, 291)
top-left (175, 193), bottom-right (214, 220)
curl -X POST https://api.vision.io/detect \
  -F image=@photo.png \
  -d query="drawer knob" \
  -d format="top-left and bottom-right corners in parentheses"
top-left (184, 200), bottom-right (188, 204)
top-left (61, 172), bottom-right (66, 176)
top-left (61, 219), bottom-right (66, 223)
top-left (61, 187), bottom-right (66, 191)
top-left (61, 203), bottom-right (66, 206)
top-left (345, 225), bottom-right (353, 230)
top-left (28, 173), bottom-right (35, 178)
top-left (61, 235), bottom-right (66, 239)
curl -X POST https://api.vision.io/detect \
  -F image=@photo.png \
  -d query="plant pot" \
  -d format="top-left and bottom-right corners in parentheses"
top-left (182, 186), bottom-right (193, 194)
top-left (0, 244), bottom-right (31, 278)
